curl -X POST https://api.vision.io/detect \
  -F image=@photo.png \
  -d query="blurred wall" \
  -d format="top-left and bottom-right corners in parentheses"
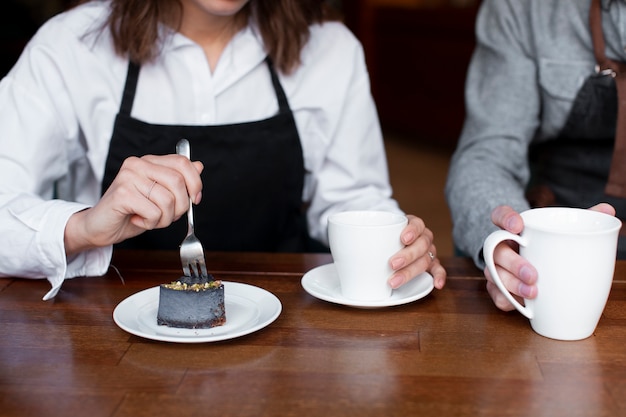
top-left (342, 0), bottom-right (480, 148)
top-left (0, 0), bottom-right (70, 76)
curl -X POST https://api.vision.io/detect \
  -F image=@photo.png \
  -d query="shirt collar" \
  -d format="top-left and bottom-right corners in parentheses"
top-left (158, 18), bottom-right (265, 61)
top-left (157, 21), bottom-right (267, 95)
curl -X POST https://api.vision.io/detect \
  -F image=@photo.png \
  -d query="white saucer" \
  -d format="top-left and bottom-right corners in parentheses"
top-left (113, 281), bottom-right (281, 343)
top-left (301, 263), bottom-right (434, 308)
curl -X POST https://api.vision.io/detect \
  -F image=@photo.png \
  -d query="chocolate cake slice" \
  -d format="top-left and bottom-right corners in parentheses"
top-left (157, 274), bottom-right (226, 329)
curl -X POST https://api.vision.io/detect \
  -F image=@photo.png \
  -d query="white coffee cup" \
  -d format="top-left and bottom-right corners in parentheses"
top-left (483, 207), bottom-right (621, 341)
top-left (328, 210), bottom-right (407, 301)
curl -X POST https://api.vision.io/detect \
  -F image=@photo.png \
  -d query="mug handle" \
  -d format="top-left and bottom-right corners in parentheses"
top-left (482, 230), bottom-right (533, 319)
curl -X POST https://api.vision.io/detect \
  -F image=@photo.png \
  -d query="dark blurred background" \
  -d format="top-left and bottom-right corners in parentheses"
top-left (342, 0), bottom-right (479, 148)
top-left (1, 0), bottom-right (479, 148)
top-left (0, 0), bottom-right (72, 75)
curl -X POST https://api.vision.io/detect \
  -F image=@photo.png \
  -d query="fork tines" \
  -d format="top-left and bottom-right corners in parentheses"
top-left (183, 259), bottom-right (208, 281)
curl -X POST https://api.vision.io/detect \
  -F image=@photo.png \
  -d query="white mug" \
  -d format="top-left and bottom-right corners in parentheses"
top-left (483, 207), bottom-right (621, 341)
top-left (328, 210), bottom-right (407, 301)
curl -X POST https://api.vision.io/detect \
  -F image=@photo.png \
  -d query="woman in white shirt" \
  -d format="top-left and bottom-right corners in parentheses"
top-left (0, 0), bottom-right (446, 299)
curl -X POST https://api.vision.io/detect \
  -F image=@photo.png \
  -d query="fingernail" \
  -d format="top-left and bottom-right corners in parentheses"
top-left (519, 265), bottom-right (533, 283)
top-left (519, 283), bottom-right (534, 298)
top-left (390, 258), bottom-right (405, 270)
top-left (389, 274), bottom-right (404, 289)
top-left (506, 217), bottom-right (516, 230)
top-left (436, 277), bottom-right (444, 289)
top-left (402, 231), bottom-right (415, 244)
top-left (195, 192), bottom-right (202, 205)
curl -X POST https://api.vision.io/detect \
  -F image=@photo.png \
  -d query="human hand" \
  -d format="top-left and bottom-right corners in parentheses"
top-left (64, 154), bottom-right (204, 255)
top-left (387, 214), bottom-right (447, 290)
top-left (483, 205), bottom-right (536, 311)
top-left (484, 203), bottom-right (616, 311)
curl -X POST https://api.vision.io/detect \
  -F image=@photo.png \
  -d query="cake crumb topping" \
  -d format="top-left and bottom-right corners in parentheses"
top-left (163, 280), bottom-right (223, 292)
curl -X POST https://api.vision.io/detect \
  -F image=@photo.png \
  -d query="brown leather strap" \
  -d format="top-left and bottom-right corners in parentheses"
top-left (590, 0), bottom-right (626, 197)
top-left (609, 73), bottom-right (626, 197)
top-left (590, 0), bottom-right (607, 66)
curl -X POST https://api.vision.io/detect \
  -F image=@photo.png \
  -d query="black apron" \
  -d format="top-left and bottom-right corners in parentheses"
top-left (102, 58), bottom-right (314, 252)
top-left (526, 2), bottom-right (626, 258)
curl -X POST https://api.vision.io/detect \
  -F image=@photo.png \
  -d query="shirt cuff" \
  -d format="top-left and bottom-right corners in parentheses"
top-left (43, 245), bottom-right (113, 301)
top-left (22, 201), bottom-right (112, 300)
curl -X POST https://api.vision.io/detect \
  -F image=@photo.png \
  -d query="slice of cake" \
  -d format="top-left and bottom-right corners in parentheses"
top-left (157, 275), bottom-right (226, 329)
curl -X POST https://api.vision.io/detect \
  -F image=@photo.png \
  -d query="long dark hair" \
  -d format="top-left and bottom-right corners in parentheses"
top-left (76, 0), bottom-right (338, 74)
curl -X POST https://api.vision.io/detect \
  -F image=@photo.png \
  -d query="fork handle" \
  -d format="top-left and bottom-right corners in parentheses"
top-left (176, 138), bottom-right (191, 160)
top-left (176, 139), bottom-right (195, 232)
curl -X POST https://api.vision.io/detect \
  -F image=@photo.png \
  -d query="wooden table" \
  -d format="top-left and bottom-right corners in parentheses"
top-left (1, 251), bottom-right (625, 417)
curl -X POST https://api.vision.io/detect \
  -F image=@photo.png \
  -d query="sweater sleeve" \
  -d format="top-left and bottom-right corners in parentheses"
top-left (445, 0), bottom-right (538, 267)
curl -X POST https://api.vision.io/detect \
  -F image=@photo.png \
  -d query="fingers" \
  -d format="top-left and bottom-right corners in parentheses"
top-left (484, 242), bottom-right (538, 311)
top-left (145, 180), bottom-right (158, 201)
top-left (491, 205), bottom-right (524, 233)
top-left (428, 256), bottom-right (447, 290)
top-left (589, 202), bottom-right (616, 216)
top-left (485, 281), bottom-right (519, 312)
top-left (142, 155), bottom-right (204, 204)
top-left (389, 215), bottom-right (430, 272)
top-left (94, 154), bottom-right (203, 240)
top-left (388, 214), bottom-right (447, 290)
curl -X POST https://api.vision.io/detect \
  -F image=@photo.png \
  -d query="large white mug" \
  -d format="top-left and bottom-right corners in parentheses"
top-left (483, 207), bottom-right (621, 341)
top-left (328, 210), bottom-right (407, 301)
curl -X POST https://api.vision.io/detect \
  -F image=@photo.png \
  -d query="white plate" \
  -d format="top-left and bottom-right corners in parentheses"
top-left (301, 263), bottom-right (434, 308)
top-left (113, 281), bottom-right (281, 343)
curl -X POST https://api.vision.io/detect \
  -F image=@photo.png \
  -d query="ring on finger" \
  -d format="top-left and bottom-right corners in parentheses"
top-left (428, 251), bottom-right (435, 261)
top-left (146, 180), bottom-right (157, 201)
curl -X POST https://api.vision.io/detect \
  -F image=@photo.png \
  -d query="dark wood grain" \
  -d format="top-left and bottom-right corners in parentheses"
top-left (0, 252), bottom-right (624, 417)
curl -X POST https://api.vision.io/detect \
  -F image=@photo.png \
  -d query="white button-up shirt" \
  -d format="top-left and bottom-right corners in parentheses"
top-left (0, 2), bottom-right (399, 299)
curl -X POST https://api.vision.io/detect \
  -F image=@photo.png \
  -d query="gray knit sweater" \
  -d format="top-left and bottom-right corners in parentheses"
top-left (445, 0), bottom-right (626, 267)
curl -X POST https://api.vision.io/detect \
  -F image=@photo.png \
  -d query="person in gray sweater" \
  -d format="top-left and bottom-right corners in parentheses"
top-left (446, 0), bottom-right (624, 310)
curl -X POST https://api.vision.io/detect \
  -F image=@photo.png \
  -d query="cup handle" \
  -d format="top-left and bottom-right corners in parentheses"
top-left (482, 230), bottom-right (533, 319)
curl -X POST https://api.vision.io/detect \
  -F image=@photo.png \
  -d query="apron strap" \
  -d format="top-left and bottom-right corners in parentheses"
top-left (119, 61), bottom-right (140, 116)
top-left (590, 0), bottom-right (626, 197)
top-left (265, 57), bottom-right (290, 113)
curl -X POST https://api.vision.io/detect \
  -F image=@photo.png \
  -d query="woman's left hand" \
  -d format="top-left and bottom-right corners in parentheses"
top-left (387, 214), bottom-right (447, 290)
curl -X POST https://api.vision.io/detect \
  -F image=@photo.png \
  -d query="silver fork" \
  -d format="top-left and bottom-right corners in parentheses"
top-left (176, 138), bottom-right (208, 280)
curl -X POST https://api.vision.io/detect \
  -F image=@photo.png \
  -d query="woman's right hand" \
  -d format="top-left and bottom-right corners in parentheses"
top-left (64, 154), bottom-right (204, 255)
top-left (484, 203), bottom-right (616, 311)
